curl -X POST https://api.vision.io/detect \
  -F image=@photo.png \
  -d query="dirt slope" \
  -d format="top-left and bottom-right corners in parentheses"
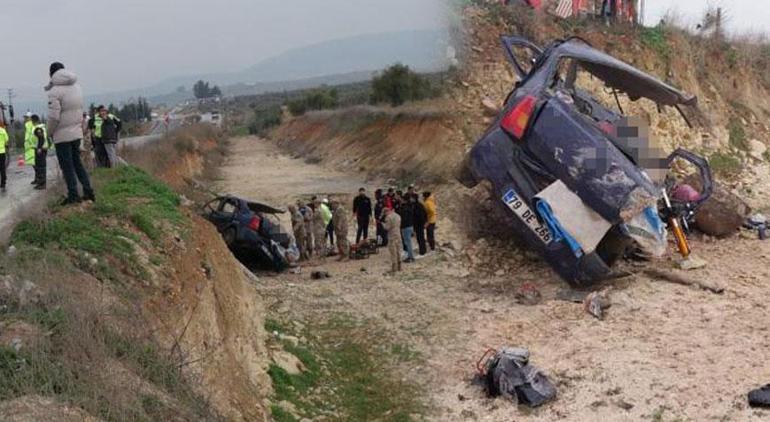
top-left (270, 104), bottom-right (465, 184)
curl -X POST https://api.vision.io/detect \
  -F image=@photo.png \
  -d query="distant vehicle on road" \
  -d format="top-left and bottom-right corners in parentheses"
top-left (202, 195), bottom-right (298, 271)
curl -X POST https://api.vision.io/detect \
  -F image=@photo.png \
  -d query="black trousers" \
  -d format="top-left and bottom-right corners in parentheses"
top-left (34, 149), bottom-right (47, 185)
top-left (426, 223), bottom-right (436, 251)
top-left (326, 221), bottom-right (335, 245)
top-left (356, 218), bottom-right (369, 244)
top-left (93, 138), bottom-right (109, 168)
top-left (0, 154), bottom-right (6, 188)
top-left (415, 224), bottom-right (427, 255)
top-left (377, 221), bottom-right (388, 246)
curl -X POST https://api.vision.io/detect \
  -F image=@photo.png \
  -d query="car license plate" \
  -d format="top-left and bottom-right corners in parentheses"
top-left (502, 189), bottom-right (552, 244)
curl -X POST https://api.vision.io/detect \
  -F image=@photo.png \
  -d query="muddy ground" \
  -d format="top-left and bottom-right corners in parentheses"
top-left (218, 136), bottom-right (770, 421)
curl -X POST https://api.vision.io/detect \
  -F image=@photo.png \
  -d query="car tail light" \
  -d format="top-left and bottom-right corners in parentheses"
top-left (248, 216), bottom-right (261, 231)
top-left (501, 95), bottom-right (537, 140)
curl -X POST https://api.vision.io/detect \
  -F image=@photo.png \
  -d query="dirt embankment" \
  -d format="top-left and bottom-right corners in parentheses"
top-left (0, 125), bottom-right (271, 421)
top-left (270, 105), bottom-right (465, 184)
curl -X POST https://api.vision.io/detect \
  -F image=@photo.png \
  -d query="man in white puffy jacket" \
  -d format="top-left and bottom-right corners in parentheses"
top-left (46, 62), bottom-right (95, 205)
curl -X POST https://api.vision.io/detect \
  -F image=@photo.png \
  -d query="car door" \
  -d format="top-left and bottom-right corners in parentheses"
top-left (208, 198), bottom-right (237, 232)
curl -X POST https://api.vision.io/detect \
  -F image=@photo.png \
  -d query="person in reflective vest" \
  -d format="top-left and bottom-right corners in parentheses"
top-left (0, 123), bottom-right (8, 191)
top-left (31, 115), bottom-right (50, 189)
top-left (88, 107), bottom-right (110, 168)
top-left (23, 112), bottom-right (36, 171)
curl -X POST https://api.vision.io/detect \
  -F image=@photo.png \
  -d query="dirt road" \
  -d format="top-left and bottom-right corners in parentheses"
top-left (219, 135), bottom-right (770, 421)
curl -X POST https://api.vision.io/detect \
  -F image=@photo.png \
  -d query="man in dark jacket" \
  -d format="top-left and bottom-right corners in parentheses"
top-left (96, 106), bottom-right (123, 167)
top-left (414, 197), bottom-right (428, 255)
top-left (399, 195), bottom-right (416, 262)
top-left (374, 189), bottom-right (388, 247)
top-left (352, 187), bottom-right (372, 244)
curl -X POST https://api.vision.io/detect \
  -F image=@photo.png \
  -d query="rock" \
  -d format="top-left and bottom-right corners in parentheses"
top-left (748, 139), bottom-right (767, 161)
top-left (514, 283), bottom-right (542, 306)
top-left (272, 350), bottom-right (305, 375)
top-left (684, 176), bottom-right (751, 237)
top-left (676, 255), bottom-right (707, 270)
top-left (6, 245), bottom-right (17, 257)
top-left (279, 334), bottom-right (300, 347)
top-left (614, 399), bottom-right (634, 411)
top-left (584, 290), bottom-right (611, 320)
top-left (494, 269), bottom-right (505, 277)
top-left (481, 97), bottom-right (500, 116)
top-left (179, 195), bottom-right (194, 207)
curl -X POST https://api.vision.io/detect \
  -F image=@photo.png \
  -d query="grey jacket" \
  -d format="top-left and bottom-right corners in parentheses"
top-left (46, 70), bottom-right (84, 144)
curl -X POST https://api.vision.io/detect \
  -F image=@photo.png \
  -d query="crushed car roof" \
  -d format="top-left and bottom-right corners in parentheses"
top-left (218, 195), bottom-right (286, 214)
top-left (503, 36), bottom-right (697, 107)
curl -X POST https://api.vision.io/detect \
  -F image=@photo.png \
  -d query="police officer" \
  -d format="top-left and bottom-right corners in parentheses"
top-left (23, 112), bottom-right (36, 180)
top-left (0, 123), bottom-right (8, 191)
top-left (88, 106), bottom-right (110, 167)
top-left (31, 115), bottom-right (50, 190)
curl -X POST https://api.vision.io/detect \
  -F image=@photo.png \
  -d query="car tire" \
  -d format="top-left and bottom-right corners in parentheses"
top-left (456, 155), bottom-right (479, 188)
top-left (223, 228), bottom-right (237, 247)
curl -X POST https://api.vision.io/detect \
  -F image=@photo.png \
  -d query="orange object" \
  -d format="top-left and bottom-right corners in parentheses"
top-left (17, 156), bottom-right (24, 167)
top-left (669, 217), bottom-right (691, 258)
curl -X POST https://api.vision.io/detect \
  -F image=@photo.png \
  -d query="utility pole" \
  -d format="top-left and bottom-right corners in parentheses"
top-left (7, 88), bottom-right (16, 125)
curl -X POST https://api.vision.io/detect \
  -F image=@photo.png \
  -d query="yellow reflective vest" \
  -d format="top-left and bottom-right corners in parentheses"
top-left (24, 120), bottom-right (35, 165)
top-left (0, 127), bottom-right (8, 155)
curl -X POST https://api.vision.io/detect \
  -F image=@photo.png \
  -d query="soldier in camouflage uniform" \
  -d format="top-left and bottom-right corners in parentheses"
top-left (300, 200), bottom-right (315, 259)
top-left (289, 204), bottom-right (309, 261)
top-left (331, 200), bottom-right (350, 260)
top-left (312, 199), bottom-right (327, 257)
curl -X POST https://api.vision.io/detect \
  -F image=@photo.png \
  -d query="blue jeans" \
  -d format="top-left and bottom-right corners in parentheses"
top-left (401, 226), bottom-right (414, 260)
top-left (55, 139), bottom-right (93, 200)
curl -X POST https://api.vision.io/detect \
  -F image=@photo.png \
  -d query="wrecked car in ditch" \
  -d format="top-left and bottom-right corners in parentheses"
top-left (459, 36), bottom-right (712, 286)
top-left (202, 195), bottom-right (298, 271)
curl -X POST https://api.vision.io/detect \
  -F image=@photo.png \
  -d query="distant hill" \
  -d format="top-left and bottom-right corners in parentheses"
top-left (87, 29), bottom-right (450, 107)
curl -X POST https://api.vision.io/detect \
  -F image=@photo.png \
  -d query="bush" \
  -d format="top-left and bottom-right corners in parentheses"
top-left (370, 63), bottom-right (435, 107)
top-left (286, 88), bottom-right (339, 116)
top-left (249, 105), bottom-right (282, 135)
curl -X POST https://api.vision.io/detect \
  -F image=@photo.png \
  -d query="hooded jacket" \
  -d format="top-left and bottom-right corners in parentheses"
top-left (46, 70), bottom-right (85, 144)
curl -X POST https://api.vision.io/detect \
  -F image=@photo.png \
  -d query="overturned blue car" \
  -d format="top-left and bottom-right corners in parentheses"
top-left (459, 36), bottom-right (712, 286)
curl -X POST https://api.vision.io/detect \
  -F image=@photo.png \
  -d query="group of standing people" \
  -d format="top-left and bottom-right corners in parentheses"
top-left (289, 185), bottom-right (438, 274)
top-left (0, 62), bottom-right (125, 203)
top-left (0, 62), bottom-right (94, 204)
top-left (374, 186), bottom-right (437, 273)
top-left (289, 197), bottom-right (350, 262)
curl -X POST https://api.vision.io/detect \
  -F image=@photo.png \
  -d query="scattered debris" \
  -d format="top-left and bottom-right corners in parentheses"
top-left (476, 347), bottom-right (557, 408)
top-left (643, 268), bottom-right (724, 294)
top-left (748, 384), bottom-right (770, 408)
top-left (745, 214), bottom-right (768, 240)
top-left (676, 255), bottom-right (707, 271)
top-left (555, 288), bottom-right (587, 303)
top-left (311, 271), bottom-right (331, 280)
top-left (514, 283), bottom-right (542, 305)
top-left (614, 399), bottom-right (635, 411)
top-left (583, 290), bottom-right (611, 320)
top-left (288, 267), bottom-right (301, 275)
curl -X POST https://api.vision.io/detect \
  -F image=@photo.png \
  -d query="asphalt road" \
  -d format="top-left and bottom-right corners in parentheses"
top-left (0, 118), bottom-right (181, 239)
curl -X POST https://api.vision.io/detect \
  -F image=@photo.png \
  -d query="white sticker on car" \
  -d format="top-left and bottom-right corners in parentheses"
top-left (502, 189), bottom-right (552, 244)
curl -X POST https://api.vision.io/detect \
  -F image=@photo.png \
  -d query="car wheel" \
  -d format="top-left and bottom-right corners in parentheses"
top-left (223, 228), bottom-right (237, 246)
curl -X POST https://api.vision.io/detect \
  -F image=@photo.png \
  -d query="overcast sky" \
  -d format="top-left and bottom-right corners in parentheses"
top-left (3, 0), bottom-right (447, 101)
top-left (644, 0), bottom-right (770, 33)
